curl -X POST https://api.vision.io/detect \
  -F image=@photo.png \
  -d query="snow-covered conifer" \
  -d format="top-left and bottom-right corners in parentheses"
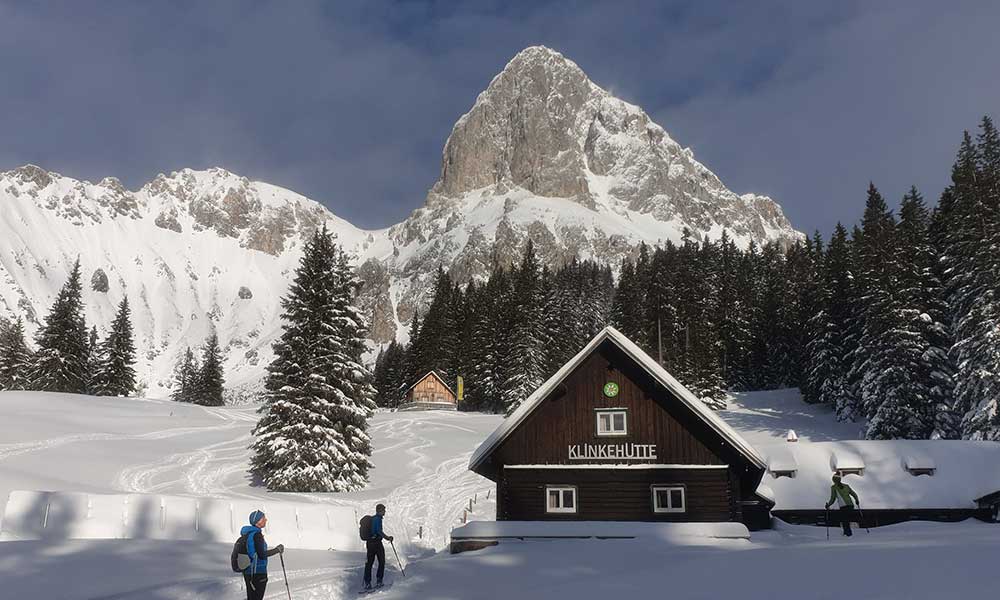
top-left (0, 317), bottom-right (32, 390)
top-left (251, 225), bottom-right (376, 492)
top-left (93, 297), bottom-right (137, 397)
top-left (170, 347), bottom-right (198, 403)
top-left (193, 333), bottom-right (225, 406)
top-left (31, 259), bottom-right (89, 393)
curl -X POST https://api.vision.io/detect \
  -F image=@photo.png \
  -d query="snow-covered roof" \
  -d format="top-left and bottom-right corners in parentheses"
top-left (766, 446), bottom-right (798, 473)
top-left (405, 370), bottom-right (456, 396)
top-left (469, 326), bottom-right (766, 471)
top-left (761, 440), bottom-right (1000, 510)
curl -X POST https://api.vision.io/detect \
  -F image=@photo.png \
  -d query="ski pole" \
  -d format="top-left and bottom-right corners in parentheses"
top-left (390, 540), bottom-right (405, 577)
top-left (857, 504), bottom-right (870, 534)
top-left (280, 552), bottom-right (292, 600)
top-left (825, 508), bottom-right (829, 540)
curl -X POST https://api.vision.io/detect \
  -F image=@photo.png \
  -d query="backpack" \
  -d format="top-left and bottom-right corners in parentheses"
top-left (359, 515), bottom-right (373, 541)
top-left (230, 532), bottom-right (252, 572)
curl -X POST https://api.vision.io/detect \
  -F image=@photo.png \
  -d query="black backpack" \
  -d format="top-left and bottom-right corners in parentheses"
top-left (231, 532), bottom-right (250, 572)
top-left (359, 515), bottom-right (373, 541)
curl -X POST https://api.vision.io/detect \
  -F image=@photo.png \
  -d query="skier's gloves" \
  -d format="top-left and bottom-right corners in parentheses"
top-left (387, 536), bottom-right (394, 542)
top-left (276, 544), bottom-right (285, 554)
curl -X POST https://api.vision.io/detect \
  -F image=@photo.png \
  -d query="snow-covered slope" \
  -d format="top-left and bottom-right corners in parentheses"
top-left (0, 46), bottom-right (802, 397)
top-left (0, 166), bottom-right (391, 397)
top-left (2, 390), bottom-right (1000, 599)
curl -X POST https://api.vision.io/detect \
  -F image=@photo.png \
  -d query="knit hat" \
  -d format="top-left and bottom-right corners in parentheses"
top-left (249, 510), bottom-right (266, 526)
top-left (832, 473), bottom-right (842, 482)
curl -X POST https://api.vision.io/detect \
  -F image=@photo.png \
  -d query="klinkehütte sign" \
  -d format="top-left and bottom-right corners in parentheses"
top-left (568, 443), bottom-right (657, 460)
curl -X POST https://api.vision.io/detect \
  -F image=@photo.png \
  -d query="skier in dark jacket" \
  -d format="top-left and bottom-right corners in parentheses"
top-left (825, 473), bottom-right (861, 536)
top-left (363, 503), bottom-right (394, 590)
top-left (240, 510), bottom-right (284, 600)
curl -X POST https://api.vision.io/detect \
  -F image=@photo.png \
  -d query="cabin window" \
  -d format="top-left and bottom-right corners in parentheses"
top-left (596, 409), bottom-right (627, 437)
top-left (652, 485), bottom-right (686, 513)
top-left (835, 468), bottom-right (864, 477)
top-left (545, 486), bottom-right (577, 514)
top-left (770, 469), bottom-right (796, 479)
top-left (906, 467), bottom-right (935, 477)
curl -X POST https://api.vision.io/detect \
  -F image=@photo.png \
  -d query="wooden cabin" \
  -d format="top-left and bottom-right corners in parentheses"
top-left (399, 371), bottom-right (457, 411)
top-left (469, 326), bottom-right (772, 529)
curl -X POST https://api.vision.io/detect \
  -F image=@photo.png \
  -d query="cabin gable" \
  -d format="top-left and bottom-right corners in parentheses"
top-left (493, 344), bottom-right (725, 467)
top-left (400, 371), bottom-right (457, 410)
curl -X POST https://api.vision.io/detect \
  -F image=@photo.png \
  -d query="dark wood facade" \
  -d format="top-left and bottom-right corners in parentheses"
top-left (472, 331), bottom-right (771, 529)
top-left (500, 467), bottom-right (736, 522)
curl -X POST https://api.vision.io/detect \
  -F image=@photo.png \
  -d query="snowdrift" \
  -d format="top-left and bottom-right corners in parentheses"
top-left (0, 491), bottom-right (361, 551)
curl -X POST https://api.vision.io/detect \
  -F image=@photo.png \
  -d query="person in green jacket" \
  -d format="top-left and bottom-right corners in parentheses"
top-left (824, 473), bottom-right (861, 536)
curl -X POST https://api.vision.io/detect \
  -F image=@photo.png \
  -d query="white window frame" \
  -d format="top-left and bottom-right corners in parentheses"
top-left (545, 486), bottom-right (578, 514)
top-left (651, 485), bottom-right (686, 513)
top-left (595, 409), bottom-right (628, 437)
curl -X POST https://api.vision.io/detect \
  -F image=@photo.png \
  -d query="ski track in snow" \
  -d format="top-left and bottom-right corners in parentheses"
top-left (0, 422), bottom-right (246, 463)
top-left (1, 402), bottom-right (498, 598)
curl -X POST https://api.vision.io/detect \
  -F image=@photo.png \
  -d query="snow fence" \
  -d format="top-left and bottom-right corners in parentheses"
top-left (0, 490), bottom-right (360, 551)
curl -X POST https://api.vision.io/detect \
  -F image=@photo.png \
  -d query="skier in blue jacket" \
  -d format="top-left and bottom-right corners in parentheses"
top-left (241, 510), bottom-right (284, 600)
top-left (363, 503), bottom-right (394, 590)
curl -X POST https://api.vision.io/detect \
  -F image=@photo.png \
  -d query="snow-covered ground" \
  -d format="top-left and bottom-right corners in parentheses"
top-left (1, 389), bottom-right (998, 599)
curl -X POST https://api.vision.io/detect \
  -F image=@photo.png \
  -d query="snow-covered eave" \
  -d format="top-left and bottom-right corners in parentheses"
top-left (469, 326), bottom-right (767, 472)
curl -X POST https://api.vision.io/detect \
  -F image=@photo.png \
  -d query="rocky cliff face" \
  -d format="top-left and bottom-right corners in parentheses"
top-left (382, 46), bottom-right (800, 324)
top-left (0, 46), bottom-right (801, 398)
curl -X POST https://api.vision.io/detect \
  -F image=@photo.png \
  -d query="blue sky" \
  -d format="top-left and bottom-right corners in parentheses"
top-left (1, 1), bottom-right (997, 234)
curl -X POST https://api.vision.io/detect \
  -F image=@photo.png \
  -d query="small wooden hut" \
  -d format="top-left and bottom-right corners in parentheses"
top-left (399, 371), bottom-right (457, 411)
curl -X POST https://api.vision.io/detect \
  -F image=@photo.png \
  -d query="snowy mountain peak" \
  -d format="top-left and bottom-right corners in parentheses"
top-left (430, 46), bottom-right (798, 248)
top-left (1, 47), bottom-right (803, 398)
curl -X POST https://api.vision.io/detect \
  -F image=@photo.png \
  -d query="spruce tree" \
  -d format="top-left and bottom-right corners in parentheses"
top-left (93, 297), bottom-right (137, 397)
top-left (611, 260), bottom-right (644, 342)
top-left (503, 240), bottom-right (545, 414)
top-left (843, 185), bottom-right (897, 424)
top-left (171, 347), bottom-right (198, 403)
top-left (805, 224), bottom-right (853, 410)
top-left (746, 242), bottom-right (788, 391)
top-left (409, 267), bottom-right (454, 381)
top-left (715, 231), bottom-right (751, 388)
top-left (948, 123), bottom-right (1000, 439)
top-left (402, 312), bottom-right (421, 389)
top-left (194, 333), bottom-right (225, 406)
top-left (864, 189), bottom-right (927, 439)
top-left (470, 264), bottom-right (512, 413)
top-left (378, 341), bottom-right (408, 408)
top-left (373, 346), bottom-right (391, 407)
top-left (0, 317), bottom-right (32, 390)
top-left (31, 259), bottom-right (89, 393)
top-left (251, 226), bottom-right (376, 492)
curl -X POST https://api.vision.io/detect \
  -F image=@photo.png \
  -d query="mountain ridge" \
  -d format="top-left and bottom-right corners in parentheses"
top-left (0, 46), bottom-right (802, 398)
